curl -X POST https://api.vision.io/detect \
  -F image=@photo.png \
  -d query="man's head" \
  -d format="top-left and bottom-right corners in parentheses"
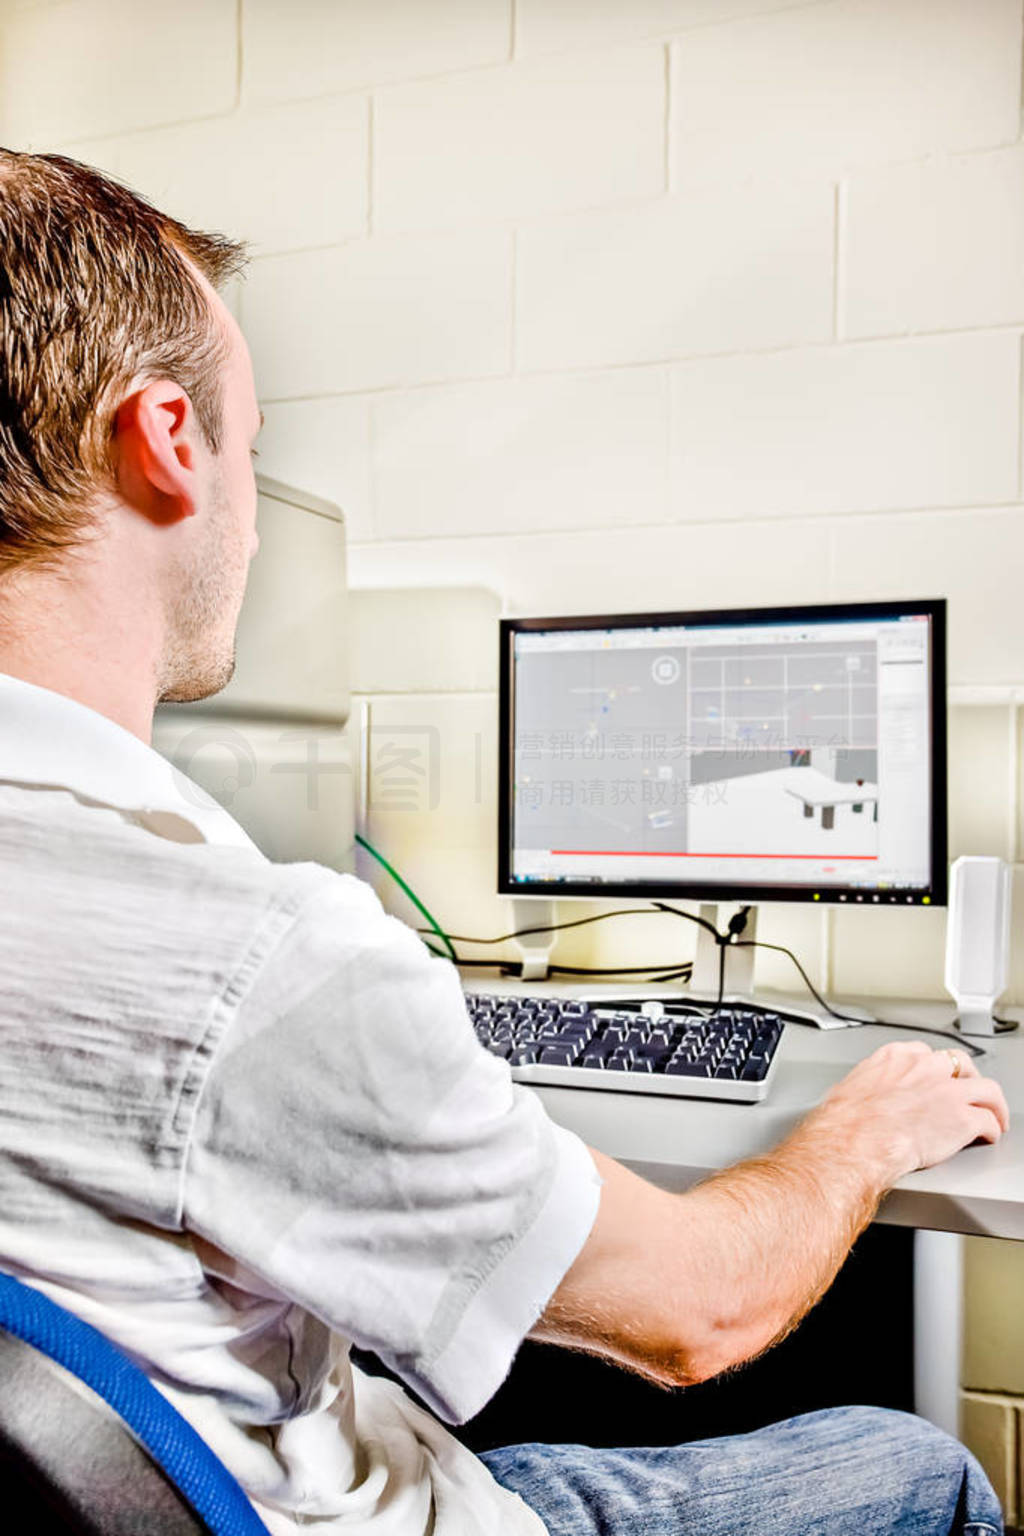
top-left (0, 149), bottom-right (260, 703)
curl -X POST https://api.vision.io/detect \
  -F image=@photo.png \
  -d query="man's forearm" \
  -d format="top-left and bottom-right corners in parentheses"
top-left (672, 1109), bottom-right (893, 1381)
top-left (534, 1116), bottom-right (892, 1389)
top-left (536, 1042), bottom-right (1006, 1389)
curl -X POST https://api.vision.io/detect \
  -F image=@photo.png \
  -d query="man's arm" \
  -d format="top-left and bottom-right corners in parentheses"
top-left (530, 1042), bottom-right (1009, 1387)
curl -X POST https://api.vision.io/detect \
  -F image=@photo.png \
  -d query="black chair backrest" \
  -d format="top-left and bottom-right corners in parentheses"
top-left (0, 1271), bottom-right (271, 1536)
top-left (0, 1329), bottom-right (208, 1534)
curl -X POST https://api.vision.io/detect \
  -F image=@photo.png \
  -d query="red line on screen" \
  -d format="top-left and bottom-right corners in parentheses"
top-left (548, 849), bottom-right (877, 861)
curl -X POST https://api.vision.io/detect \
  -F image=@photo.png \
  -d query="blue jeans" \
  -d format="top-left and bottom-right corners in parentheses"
top-left (480, 1405), bottom-right (1002, 1535)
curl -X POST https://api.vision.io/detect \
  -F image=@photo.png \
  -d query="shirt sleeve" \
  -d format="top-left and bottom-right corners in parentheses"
top-left (181, 869), bottom-right (602, 1425)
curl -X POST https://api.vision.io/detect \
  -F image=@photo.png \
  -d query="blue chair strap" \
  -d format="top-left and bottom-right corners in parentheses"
top-left (0, 1272), bottom-right (271, 1536)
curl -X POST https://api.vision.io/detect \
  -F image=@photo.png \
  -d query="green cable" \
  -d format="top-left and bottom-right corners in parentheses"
top-left (355, 832), bottom-right (458, 963)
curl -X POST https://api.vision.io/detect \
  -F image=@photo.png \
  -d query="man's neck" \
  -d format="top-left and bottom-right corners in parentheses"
top-left (0, 564), bottom-right (161, 744)
top-left (0, 654), bottom-right (156, 743)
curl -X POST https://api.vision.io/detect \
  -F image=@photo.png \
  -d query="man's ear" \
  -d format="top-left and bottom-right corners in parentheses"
top-left (113, 380), bottom-right (200, 524)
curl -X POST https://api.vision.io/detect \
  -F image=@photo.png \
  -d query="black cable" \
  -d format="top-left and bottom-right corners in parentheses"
top-left (600, 968), bottom-right (692, 986)
top-left (547, 962), bottom-right (693, 978)
top-left (431, 896), bottom-right (986, 1055)
top-left (731, 939), bottom-right (986, 1058)
top-left (648, 901), bottom-right (724, 942)
top-left (455, 957), bottom-right (517, 968)
top-left (652, 900), bottom-right (741, 1014)
top-left (731, 937), bottom-right (829, 1014)
top-left (455, 957), bottom-right (694, 979)
top-left (717, 906), bottom-right (753, 1011)
top-left (421, 905), bottom-right (706, 981)
top-left (651, 904), bottom-right (987, 1056)
top-left (421, 905), bottom-right (713, 946)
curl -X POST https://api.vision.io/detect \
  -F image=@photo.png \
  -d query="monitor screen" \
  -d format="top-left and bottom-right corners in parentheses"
top-left (499, 600), bottom-right (947, 906)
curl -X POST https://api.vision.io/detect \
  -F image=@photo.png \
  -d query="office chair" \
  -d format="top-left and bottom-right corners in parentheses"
top-left (0, 1270), bottom-right (271, 1535)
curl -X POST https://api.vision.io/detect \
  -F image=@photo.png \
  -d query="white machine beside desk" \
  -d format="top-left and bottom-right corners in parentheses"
top-left (153, 475), bottom-right (354, 870)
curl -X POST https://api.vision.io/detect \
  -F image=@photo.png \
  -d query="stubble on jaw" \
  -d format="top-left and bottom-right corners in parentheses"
top-left (156, 472), bottom-right (247, 705)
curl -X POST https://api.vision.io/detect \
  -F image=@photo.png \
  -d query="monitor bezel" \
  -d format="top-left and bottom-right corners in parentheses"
top-left (498, 598), bottom-right (948, 907)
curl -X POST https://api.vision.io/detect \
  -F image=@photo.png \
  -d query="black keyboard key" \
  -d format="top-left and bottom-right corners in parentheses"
top-left (539, 1045), bottom-right (579, 1067)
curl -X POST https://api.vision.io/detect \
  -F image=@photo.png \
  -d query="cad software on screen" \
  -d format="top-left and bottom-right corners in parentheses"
top-left (506, 607), bottom-right (939, 902)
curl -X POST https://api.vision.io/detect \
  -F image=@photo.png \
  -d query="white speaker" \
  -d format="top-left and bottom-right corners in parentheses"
top-left (944, 856), bottom-right (1012, 1036)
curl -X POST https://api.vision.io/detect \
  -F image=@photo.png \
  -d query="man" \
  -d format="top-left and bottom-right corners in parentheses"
top-left (0, 148), bottom-right (1008, 1536)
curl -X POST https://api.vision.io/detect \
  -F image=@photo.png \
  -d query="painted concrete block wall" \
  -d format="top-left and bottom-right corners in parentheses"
top-left (4, 0), bottom-right (1024, 1503)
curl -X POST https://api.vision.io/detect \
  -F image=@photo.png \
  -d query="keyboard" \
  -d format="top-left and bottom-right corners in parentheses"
top-left (465, 993), bottom-right (785, 1102)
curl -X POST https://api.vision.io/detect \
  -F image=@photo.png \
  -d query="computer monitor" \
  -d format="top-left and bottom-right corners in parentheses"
top-left (499, 599), bottom-right (947, 908)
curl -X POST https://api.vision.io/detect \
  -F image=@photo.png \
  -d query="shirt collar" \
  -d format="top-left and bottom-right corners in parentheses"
top-left (0, 672), bottom-right (257, 850)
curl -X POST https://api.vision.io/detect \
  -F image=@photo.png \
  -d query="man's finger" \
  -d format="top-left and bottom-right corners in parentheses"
top-left (964, 1105), bottom-right (1005, 1147)
top-left (961, 1076), bottom-right (1011, 1134)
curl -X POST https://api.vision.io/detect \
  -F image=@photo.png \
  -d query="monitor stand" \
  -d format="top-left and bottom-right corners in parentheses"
top-left (510, 898), bottom-right (558, 981)
top-left (689, 902), bottom-right (758, 1003)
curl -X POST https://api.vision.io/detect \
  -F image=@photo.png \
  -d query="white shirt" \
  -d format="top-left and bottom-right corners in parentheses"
top-left (0, 674), bottom-right (602, 1535)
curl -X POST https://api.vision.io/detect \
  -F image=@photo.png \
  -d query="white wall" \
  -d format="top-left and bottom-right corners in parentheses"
top-left (5, 0), bottom-right (1022, 996)
top-left (4, 0), bottom-right (1024, 1503)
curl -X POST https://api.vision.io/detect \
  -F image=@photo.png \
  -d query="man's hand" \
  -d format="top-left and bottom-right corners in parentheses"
top-left (806, 1041), bottom-right (1010, 1189)
top-left (531, 1040), bottom-right (1010, 1390)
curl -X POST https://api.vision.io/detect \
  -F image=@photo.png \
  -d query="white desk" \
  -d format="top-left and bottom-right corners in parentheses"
top-left (526, 999), bottom-right (1024, 1241)
top-left (463, 975), bottom-right (1024, 1433)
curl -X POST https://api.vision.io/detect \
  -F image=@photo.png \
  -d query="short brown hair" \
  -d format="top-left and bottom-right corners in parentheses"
top-left (0, 149), bottom-right (246, 571)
